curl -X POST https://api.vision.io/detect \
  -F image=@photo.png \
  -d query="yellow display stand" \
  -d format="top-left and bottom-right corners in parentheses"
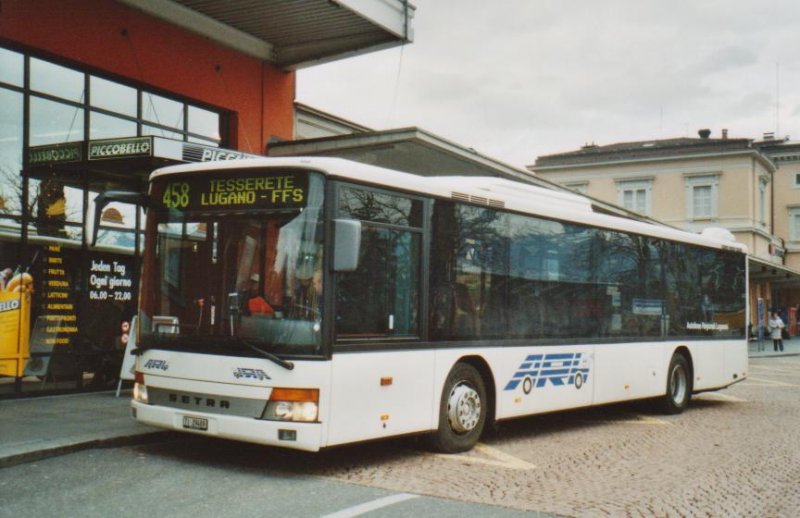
top-left (0, 290), bottom-right (31, 378)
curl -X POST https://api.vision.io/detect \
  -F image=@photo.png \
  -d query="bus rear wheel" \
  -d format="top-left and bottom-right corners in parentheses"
top-left (428, 363), bottom-right (487, 453)
top-left (660, 353), bottom-right (691, 414)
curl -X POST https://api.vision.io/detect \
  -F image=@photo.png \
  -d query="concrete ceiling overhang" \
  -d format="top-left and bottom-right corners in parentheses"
top-left (749, 256), bottom-right (800, 286)
top-left (267, 127), bottom-right (674, 225)
top-left (117, 0), bottom-right (414, 69)
top-left (266, 127), bottom-right (540, 183)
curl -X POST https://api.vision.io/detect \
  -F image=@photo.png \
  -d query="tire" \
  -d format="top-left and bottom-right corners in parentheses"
top-left (660, 353), bottom-right (691, 414)
top-left (428, 363), bottom-right (487, 453)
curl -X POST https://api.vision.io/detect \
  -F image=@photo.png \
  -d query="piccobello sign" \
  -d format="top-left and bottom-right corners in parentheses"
top-left (27, 137), bottom-right (261, 169)
top-left (89, 137), bottom-right (152, 160)
top-left (28, 143), bottom-right (82, 165)
top-left (182, 144), bottom-right (250, 162)
top-left (157, 171), bottom-right (309, 211)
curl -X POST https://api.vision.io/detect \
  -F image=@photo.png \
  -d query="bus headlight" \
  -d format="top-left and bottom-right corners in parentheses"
top-left (263, 388), bottom-right (319, 422)
top-left (133, 371), bottom-right (149, 404)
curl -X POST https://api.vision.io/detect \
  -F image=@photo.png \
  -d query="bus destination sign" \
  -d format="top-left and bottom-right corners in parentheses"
top-left (158, 171), bottom-right (308, 211)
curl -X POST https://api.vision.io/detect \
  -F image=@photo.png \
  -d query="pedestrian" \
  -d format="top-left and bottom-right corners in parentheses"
top-left (769, 311), bottom-right (785, 352)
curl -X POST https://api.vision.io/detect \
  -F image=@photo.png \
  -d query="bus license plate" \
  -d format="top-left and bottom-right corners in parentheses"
top-left (182, 416), bottom-right (208, 431)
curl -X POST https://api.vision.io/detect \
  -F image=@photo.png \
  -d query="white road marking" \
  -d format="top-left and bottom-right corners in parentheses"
top-left (321, 493), bottom-right (420, 518)
top-left (749, 365), bottom-right (800, 376)
top-left (432, 442), bottom-right (536, 470)
top-left (747, 376), bottom-right (800, 388)
top-left (578, 414), bottom-right (669, 426)
top-left (752, 359), bottom-right (800, 367)
top-left (619, 415), bottom-right (669, 425)
top-left (695, 392), bottom-right (747, 403)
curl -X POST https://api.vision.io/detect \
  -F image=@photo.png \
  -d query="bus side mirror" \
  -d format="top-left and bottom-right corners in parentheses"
top-left (333, 219), bottom-right (361, 272)
top-left (92, 191), bottom-right (149, 246)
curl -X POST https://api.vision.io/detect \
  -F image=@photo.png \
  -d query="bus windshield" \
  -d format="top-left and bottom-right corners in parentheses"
top-left (138, 170), bottom-right (325, 356)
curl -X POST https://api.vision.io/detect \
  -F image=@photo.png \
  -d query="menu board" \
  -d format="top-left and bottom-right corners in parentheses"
top-left (25, 244), bottom-right (79, 377)
top-left (83, 253), bottom-right (135, 367)
top-left (88, 257), bottom-right (134, 303)
top-left (39, 244), bottom-right (78, 346)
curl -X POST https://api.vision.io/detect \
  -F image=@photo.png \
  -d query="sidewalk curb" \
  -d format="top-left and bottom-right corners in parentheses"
top-left (0, 431), bottom-right (174, 469)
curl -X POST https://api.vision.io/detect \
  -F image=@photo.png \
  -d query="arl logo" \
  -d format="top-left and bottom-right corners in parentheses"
top-left (233, 367), bottom-right (271, 381)
top-left (504, 353), bottom-right (590, 394)
top-left (143, 359), bottom-right (169, 371)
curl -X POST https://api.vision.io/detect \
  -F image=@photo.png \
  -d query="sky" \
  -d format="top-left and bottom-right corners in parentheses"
top-left (297, 0), bottom-right (800, 169)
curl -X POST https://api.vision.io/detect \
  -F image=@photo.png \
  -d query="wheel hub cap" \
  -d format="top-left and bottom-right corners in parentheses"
top-left (447, 382), bottom-right (481, 434)
top-left (670, 365), bottom-right (687, 404)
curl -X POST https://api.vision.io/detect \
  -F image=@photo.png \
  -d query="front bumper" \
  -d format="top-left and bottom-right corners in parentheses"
top-left (131, 400), bottom-right (323, 452)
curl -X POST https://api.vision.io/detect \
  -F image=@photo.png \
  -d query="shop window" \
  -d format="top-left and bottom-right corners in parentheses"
top-left (143, 92), bottom-right (185, 130)
top-left (0, 48), bottom-right (23, 87)
top-left (142, 124), bottom-right (184, 140)
top-left (7, 45), bottom-right (226, 153)
top-left (33, 179), bottom-right (84, 241)
top-left (89, 196), bottom-right (140, 250)
top-left (188, 106), bottom-right (221, 142)
top-left (63, 186), bottom-right (84, 241)
top-left (30, 97), bottom-right (84, 145)
top-left (90, 112), bottom-right (137, 140)
top-left (0, 44), bottom-right (234, 395)
top-left (30, 58), bottom-right (84, 103)
top-left (0, 88), bottom-right (23, 218)
top-left (90, 76), bottom-right (137, 118)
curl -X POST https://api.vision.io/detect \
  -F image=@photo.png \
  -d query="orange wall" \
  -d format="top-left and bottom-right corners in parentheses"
top-left (0, 0), bottom-right (295, 152)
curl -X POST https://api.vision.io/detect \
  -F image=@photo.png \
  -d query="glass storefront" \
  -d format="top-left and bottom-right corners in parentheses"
top-left (0, 44), bottom-right (226, 396)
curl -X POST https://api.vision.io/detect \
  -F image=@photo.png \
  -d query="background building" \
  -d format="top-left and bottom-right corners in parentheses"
top-left (0, 0), bottom-right (414, 395)
top-left (755, 138), bottom-right (800, 269)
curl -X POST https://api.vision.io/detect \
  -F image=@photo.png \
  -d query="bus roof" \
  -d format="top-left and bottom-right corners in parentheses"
top-left (150, 156), bottom-right (748, 254)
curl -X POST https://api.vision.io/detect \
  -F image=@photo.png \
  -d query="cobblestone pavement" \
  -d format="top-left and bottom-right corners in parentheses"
top-left (232, 356), bottom-right (799, 517)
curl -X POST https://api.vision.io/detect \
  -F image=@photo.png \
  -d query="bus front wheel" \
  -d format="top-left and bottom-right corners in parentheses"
top-left (429, 363), bottom-right (487, 453)
top-left (660, 353), bottom-right (691, 414)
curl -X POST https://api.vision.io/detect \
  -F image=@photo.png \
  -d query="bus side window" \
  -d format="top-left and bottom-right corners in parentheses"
top-left (451, 283), bottom-right (477, 338)
top-left (334, 185), bottom-right (422, 340)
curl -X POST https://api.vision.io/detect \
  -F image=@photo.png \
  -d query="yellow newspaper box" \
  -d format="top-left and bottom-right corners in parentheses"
top-left (0, 288), bottom-right (32, 378)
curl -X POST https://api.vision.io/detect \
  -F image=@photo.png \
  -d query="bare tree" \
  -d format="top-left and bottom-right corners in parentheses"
top-left (0, 162), bottom-right (38, 218)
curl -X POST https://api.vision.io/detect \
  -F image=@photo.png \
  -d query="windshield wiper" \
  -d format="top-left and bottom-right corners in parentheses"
top-left (241, 340), bottom-right (294, 371)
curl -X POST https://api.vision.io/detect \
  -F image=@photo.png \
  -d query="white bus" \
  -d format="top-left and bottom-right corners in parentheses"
top-left (112, 157), bottom-right (748, 453)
